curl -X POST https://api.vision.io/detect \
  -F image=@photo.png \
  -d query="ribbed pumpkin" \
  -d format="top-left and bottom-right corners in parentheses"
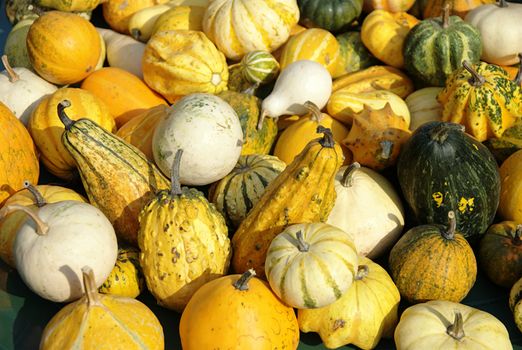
top-left (361, 10), bottom-right (420, 69)
top-left (179, 269), bottom-right (300, 349)
top-left (274, 101), bottom-right (351, 165)
top-left (232, 127), bottom-right (344, 279)
top-left (335, 31), bottom-right (379, 76)
top-left (202, 0), bottom-right (299, 61)
top-left (28, 88), bottom-right (115, 180)
top-left (479, 221), bottom-right (522, 288)
top-left (403, 4), bottom-right (482, 87)
top-left (397, 121), bottom-right (501, 239)
top-left (279, 28), bottom-right (344, 78)
top-left (265, 222), bottom-right (358, 309)
top-left (499, 149), bottom-right (522, 224)
top-left (26, 11), bottom-right (101, 85)
top-left (115, 105), bottom-right (168, 161)
top-left (405, 87), bottom-right (443, 130)
top-left (389, 211), bottom-right (477, 303)
top-left (138, 150), bottom-right (231, 312)
top-left (40, 267), bottom-right (164, 350)
top-left (216, 91), bottom-right (278, 156)
top-left (298, 257), bottom-right (400, 349)
top-left (209, 154), bottom-right (286, 229)
top-left (80, 67), bottom-right (168, 128)
top-left (142, 30), bottom-right (228, 103)
top-left (99, 246), bottom-right (145, 298)
top-left (0, 183), bottom-right (86, 268)
top-left (297, 0), bottom-right (363, 33)
top-left (423, 0), bottom-right (495, 19)
top-left (0, 102), bottom-right (39, 206)
top-left (437, 61), bottom-right (522, 141)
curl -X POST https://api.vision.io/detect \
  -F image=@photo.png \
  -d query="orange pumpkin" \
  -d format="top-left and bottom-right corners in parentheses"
top-left (81, 67), bottom-right (168, 127)
top-left (28, 88), bottom-right (116, 180)
top-left (26, 11), bottom-right (101, 85)
top-left (0, 102), bottom-right (39, 206)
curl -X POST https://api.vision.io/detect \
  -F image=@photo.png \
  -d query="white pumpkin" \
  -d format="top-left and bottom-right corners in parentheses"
top-left (152, 93), bottom-right (243, 185)
top-left (465, 0), bottom-right (522, 66)
top-left (0, 55), bottom-right (57, 125)
top-left (265, 222), bottom-right (358, 309)
top-left (404, 87), bottom-right (443, 131)
top-left (1, 201), bottom-right (118, 303)
top-left (326, 163), bottom-right (405, 258)
top-left (97, 28), bottom-right (145, 79)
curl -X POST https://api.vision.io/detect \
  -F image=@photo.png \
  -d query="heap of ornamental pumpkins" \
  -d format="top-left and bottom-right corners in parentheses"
top-left (3, 0), bottom-right (522, 348)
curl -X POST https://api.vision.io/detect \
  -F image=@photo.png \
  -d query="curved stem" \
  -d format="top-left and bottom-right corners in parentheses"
top-left (514, 224), bottom-right (522, 245)
top-left (295, 230), bottom-right (310, 252)
top-left (355, 265), bottom-right (369, 280)
top-left (130, 28), bottom-right (141, 41)
top-left (443, 211), bottom-right (457, 240)
top-left (257, 109), bottom-right (267, 130)
top-left (0, 204), bottom-right (49, 235)
top-left (317, 126), bottom-right (335, 148)
top-left (303, 101), bottom-right (324, 122)
top-left (1, 55), bottom-right (19, 83)
top-left (499, 0), bottom-right (508, 7)
top-left (462, 61), bottom-right (485, 87)
top-left (81, 266), bottom-right (101, 306)
top-left (515, 53), bottom-right (522, 86)
top-left (233, 269), bottom-right (256, 291)
top-left (380, 140), bottom-right (393, 160)
top-left (441, 1), bottom-right (451, 29)
top-left (57, 100), bottom-right (75, 130)
top-left (446, 311), bottom-right (465, 340)
top-left (241, 82), bottom-right (259, 96)
top-left (341, 162), bottom-right (361, 187)
top-left (170, 149), bottom-right (183, 196)
top-left (23, 180), bottom-right (47, 208)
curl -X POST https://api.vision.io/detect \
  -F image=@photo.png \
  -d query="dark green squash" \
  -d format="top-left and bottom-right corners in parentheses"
top-left (479, 221), bottom-right (522, 288)
top-left (403, 4), bottom-right (482, 87)
top-left (336, 31), bottom-right (380, 75)
top-left (297, 0), bottom-right (363, 33)
top-left (397, 121), bottom-right (500, 240)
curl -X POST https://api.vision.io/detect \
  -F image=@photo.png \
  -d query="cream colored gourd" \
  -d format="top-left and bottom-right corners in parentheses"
top-left (1, 201), bottom-right (118, 303)
top-left (395, 300), bottom-right (512, 350)
top-left (265, 222), bottom-right (358, 309)
top-left (152, 93), bottom-right (243, 185)
top-left (97, 27), bottom-right (146, 78)
top-left (0, 55), bottom-right (57, 125)
top-left (260, 60), bottom-right (332, 129)
top-left (327, 163), bottom-right (405, 258)
top-left (465, 0), bottom-right (522, 66)
top-left (405, 87), bottom-right (443, 131)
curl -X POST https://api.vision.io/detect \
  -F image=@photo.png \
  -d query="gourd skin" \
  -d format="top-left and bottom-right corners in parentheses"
top-left (405, 87), bottom-right (443, 130)
top-left (98, 246), bottom-right (145, 298)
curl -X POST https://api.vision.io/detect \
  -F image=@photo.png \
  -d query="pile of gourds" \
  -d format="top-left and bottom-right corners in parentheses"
top-left (2, 0), bottom-right (522, 348)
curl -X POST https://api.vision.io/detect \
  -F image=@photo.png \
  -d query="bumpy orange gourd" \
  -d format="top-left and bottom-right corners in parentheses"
top-left (26, 11), bottom-right (101, 85)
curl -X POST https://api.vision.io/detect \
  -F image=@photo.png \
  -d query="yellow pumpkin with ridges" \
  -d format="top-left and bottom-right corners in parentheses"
top-left (99, 246), bottom-right (145, 298)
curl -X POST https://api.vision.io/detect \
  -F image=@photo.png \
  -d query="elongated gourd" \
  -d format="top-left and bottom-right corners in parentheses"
top-left (231, 127), bottom-right (344, 279)
top-left (57, 100), bottom-right (170, 246)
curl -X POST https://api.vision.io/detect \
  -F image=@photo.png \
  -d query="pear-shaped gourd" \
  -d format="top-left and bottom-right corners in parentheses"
top-left (0, 55), bottom-right (57, 125)
top-left (40, 266), bottom-right (164, 350)
top-left (0, 201), bottom-right (118, 302)
top-left (259, 60), bottom-right (332, 129)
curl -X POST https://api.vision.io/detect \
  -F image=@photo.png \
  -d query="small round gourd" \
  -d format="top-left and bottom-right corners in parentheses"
top-left (265, 222), bottom-right (358, 309)
top-left (298, 0), bottom-right (363, 33)
top-left (40, 266), bottom-right (164, 350)
top-left (240, 50), bottom-right (280, 85)
top-left (152, 93), bottom-right (243, 186)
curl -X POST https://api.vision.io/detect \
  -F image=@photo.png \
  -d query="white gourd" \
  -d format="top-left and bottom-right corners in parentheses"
top-left (97, 28), bottom-right (146, 79)
top-left (404, 87), bottom-right (443, 131)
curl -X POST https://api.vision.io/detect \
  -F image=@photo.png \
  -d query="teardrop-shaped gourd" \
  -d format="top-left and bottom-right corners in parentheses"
top-left (99, 246), bottom-right (145, 298)
top-left (40, 266), bottom-right (164, 350)
top-left (139, 150), bottom-right (232, 312)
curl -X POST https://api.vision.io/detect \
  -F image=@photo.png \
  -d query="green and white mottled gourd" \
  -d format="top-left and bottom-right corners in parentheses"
top-left (397, 121), bottom-right (501, 240)
top-left (210, 154), bottom-right (286, 228)
top-left (336, 31), bottom-right (379, 76)
top-left (403, 3), bottom-right (482, 87)
top-left (240, 50), bottom-right (280, 86)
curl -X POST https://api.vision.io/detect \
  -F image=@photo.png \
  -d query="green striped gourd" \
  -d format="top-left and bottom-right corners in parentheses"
top-left (240, 50), bottom-right (280, 85)
top-left (209, 154), bottom-right (286, 228)
top-left (335, 31), bottom-right (379, 76)
top-left (265, 222), bottom-right (358, 309)
top-left (297, 0), bottom-right (363, 33)
top-left (57, 100), bottom-right (170, 246)
top-left (403, 4), bottom-right (482, 87)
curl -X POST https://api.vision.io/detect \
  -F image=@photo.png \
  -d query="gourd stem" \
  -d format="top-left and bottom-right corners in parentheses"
top-left (499, 0), bottom-right (508, 7)
top-left (295, 231), bottom-right (310, 252)
top-left (82, 266), bottom-right (102, 306)
top-left (341, 162), bottom-right (361, 187)
top-left (257, 110), bottom-right (267, 130)
top-left (233, 269), bottom-right (256, 291)
top-left (57, 100), bottom-right (75, 130)
top-left (380, 140), bottom-right (393, 160)
top-left (446, 311), bottom-right (465, 340)
top-left (170, 149), bottom-right (184, 196)
top-left (1, 55), bottom-right (19, 83)
top-left (462, 60), bottom-right (485, 87)
top-left (130, 28), bottom-right (141, 41)
top-left (443, 211), bottom-right (457, 240)
top-left (317, 126), bottom-right (335, 148)
top-left (23, 180), bottom-right (47, 208)
top-left (515, 53), bottom-right (522, 86)
top-left (241, 83), bottom-right (259, 96)
top-left (441, 1), bottom-right (451, 29)
top-left (355, 265), bottom-right (370, 280)
top-left (303, 101), bottom-right (324, 122)
top-left (0, 204), bottom-right (49, 235)
top-left (514, 225), bottom-right (522, 245)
